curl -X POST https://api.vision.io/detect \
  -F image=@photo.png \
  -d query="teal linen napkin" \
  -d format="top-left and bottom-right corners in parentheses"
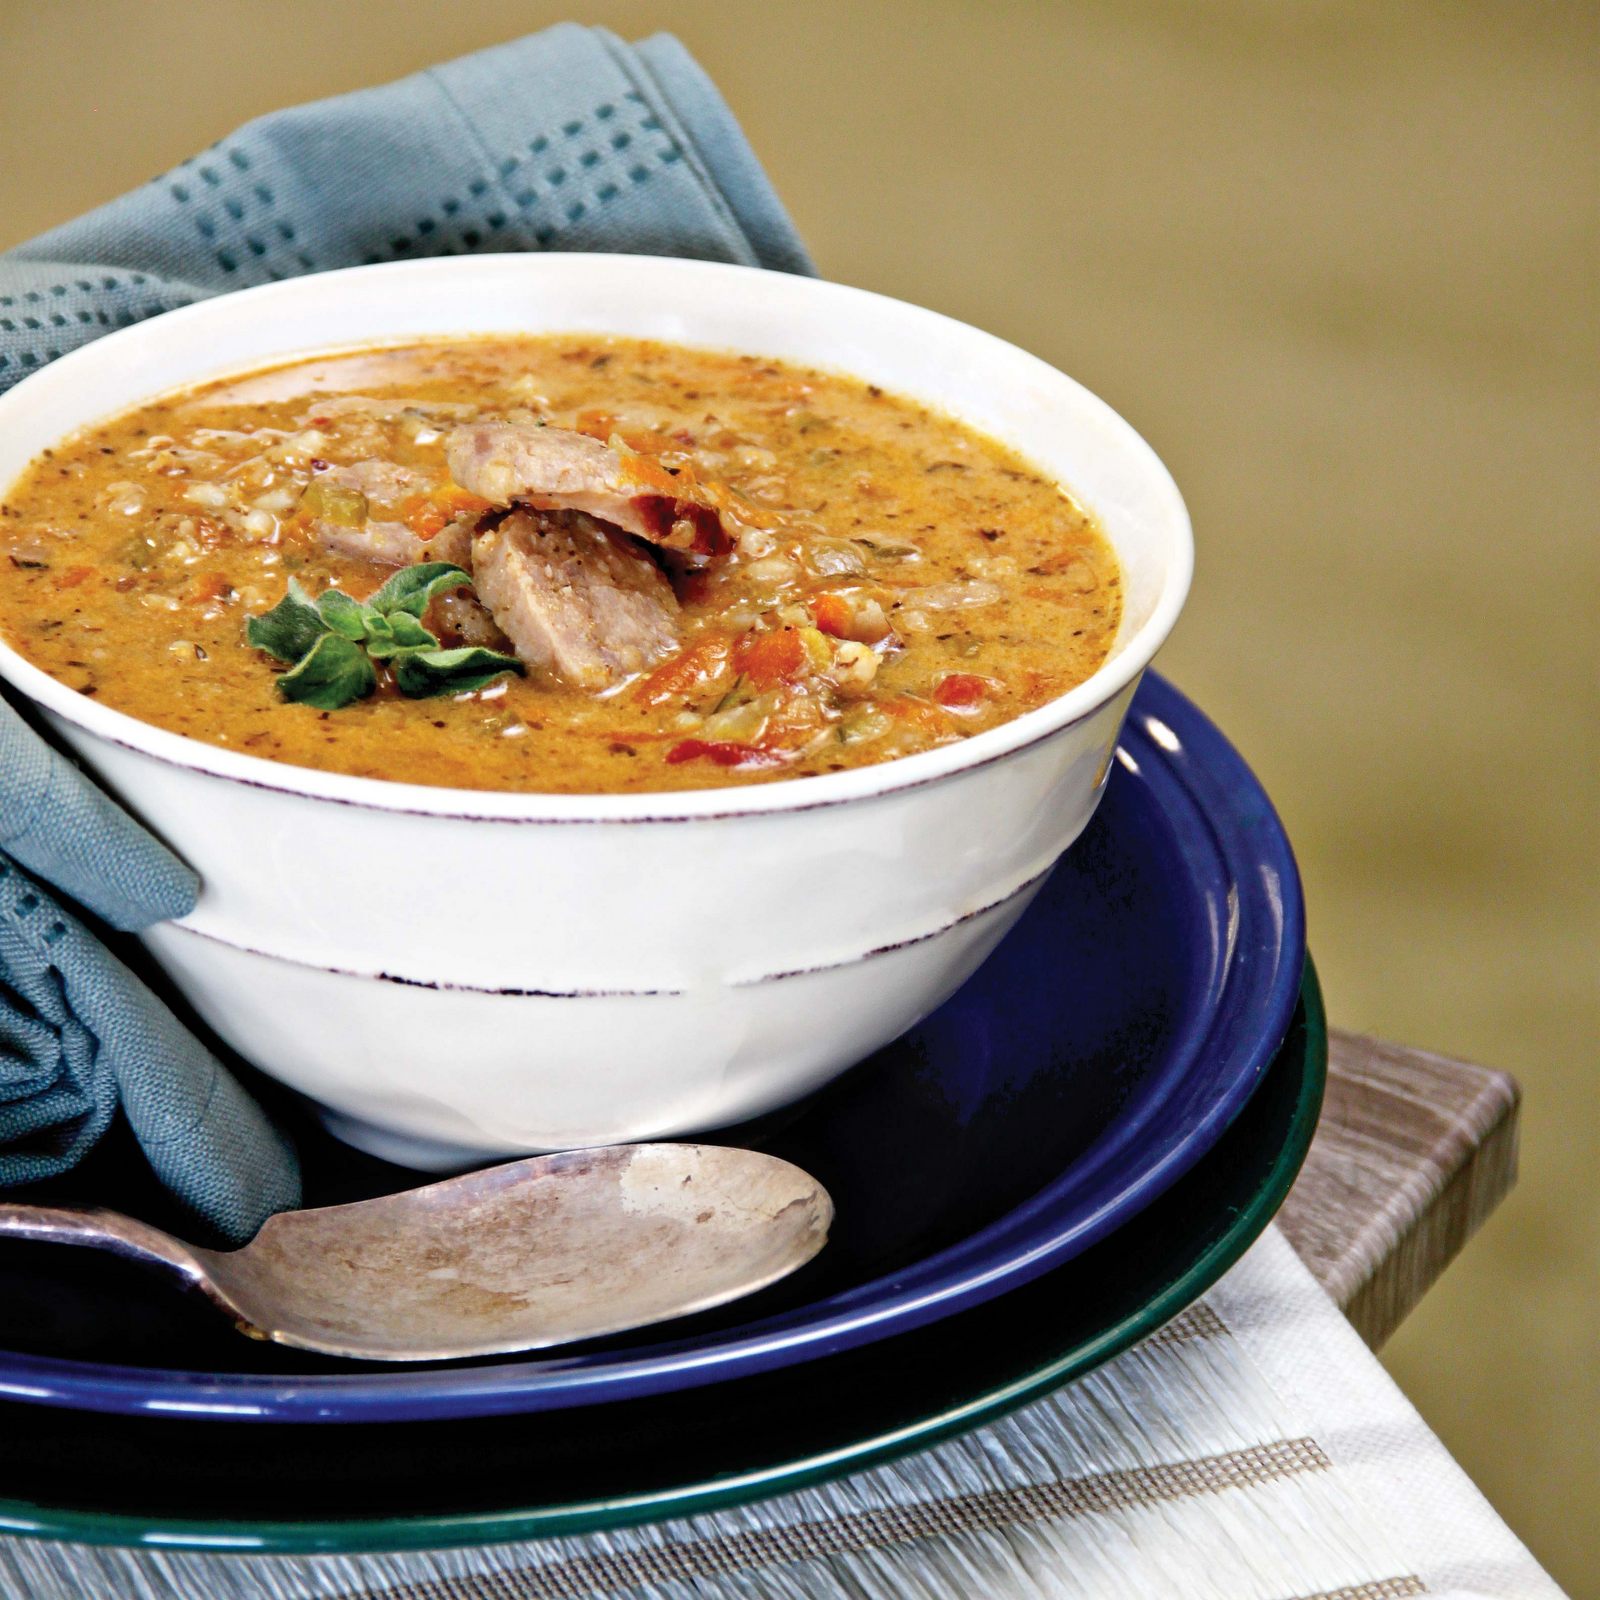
top-left (0, 699), bottom-right (301, 1236)
top-left (0, 24), bottom-right (813, 1242)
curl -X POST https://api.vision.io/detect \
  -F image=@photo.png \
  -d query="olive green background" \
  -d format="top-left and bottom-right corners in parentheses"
top-left (1, 0), bottom-right (1594, 1585)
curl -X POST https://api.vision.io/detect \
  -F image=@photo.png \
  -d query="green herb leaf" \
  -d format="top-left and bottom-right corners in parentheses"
top-left (245, 580), bottom-right (330, 663)
top-left (389, 611), bottom-right (438, 649)
top-left (249, 567), bottom-right (515, 710)
top-left (275, 631), bottom-right (378, 710)
top-left (366, 562), bottom-right (472, 619)
top-left (391, 646), bottom-right (525, 699)
top-left (315, 587), bottom-right (372, 642)
top-left (363, 610), bottom-right (438, 660)
top-left (360, 612), bottom-right (395, 655)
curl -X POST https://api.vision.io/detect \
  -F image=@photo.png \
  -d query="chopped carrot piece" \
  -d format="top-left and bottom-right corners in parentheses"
top-left (619, 451), bottom-right (686, 495)
top-left (440, 487), bottom-right (492, 518)
top-left (54, 566), bottom-right (95, 590)
top-left (808, 593), bottom-right (854, 638)
top-left (191, 572), bottom-right (233, 604)
top-left (734, 627), bottom-right (806, 687)
top-left (880, 694), bottom-right (953, 734)
top-left (404, 498), bottom-right (450, 540)
top-left (573, 409), bottom-right (620, 441)
top-left (576, 409), bottom-right (670, 455)
top-left (634, 635), bottom-right (735, 705)
top-left (403, 488), bottom-right (492, 541)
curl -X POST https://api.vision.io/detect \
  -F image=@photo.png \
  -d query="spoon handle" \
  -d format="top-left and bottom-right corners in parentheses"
top-left (0, 1203), bottom-right (208, 1286)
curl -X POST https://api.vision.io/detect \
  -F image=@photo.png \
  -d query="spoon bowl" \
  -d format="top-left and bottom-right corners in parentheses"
top-left (0, 1144), bottom-right (831, 1362)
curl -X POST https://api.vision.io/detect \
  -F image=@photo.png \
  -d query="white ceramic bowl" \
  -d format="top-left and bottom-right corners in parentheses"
top-left (0, 255), bottom-right (1192, 1169)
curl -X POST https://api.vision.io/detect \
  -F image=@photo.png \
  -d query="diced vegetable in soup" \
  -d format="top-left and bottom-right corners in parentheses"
top-left (0, 337), bottom-right (1121, 793)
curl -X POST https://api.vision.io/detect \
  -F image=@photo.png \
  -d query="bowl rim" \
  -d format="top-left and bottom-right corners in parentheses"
top-left (0, 253), bottom-right (1193, 822)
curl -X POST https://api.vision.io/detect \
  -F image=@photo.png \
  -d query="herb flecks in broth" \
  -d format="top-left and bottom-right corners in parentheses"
top-left (0, 336), bottom-right (1122, 793)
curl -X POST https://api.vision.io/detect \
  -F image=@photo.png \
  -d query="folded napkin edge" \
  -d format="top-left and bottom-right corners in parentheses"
top-left (629, 32), bottom-right (815, 278)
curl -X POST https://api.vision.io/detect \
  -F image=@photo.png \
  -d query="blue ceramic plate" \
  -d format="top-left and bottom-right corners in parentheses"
top-left (0, 971), bottom-right (1324, 1552)
top-left (0, 673), bottom-right (1303, 1423)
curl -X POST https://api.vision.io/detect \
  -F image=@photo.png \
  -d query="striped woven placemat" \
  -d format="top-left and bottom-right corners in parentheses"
top-left (0, 1228), bottom-right (1558, 1600)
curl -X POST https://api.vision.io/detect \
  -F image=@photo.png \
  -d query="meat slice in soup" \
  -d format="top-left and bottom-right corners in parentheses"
top-left (296, 424), bottom-right (694, 690)
top-left (448, 422), bottom-right (731, 557)
top-left (471, 509), bottom-right (681, 692)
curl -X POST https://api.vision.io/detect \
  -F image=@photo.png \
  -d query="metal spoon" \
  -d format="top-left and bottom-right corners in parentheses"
top-left (0, 1144), bottom-right (832, 1362)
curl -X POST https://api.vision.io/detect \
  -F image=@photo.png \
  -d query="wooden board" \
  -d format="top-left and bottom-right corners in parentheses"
top-left (1279, 1029), bottom-right (1521, 1347)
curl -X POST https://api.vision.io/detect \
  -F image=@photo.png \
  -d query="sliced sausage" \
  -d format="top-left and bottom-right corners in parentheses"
top-left (447, 422), bottom-right (729, 556)
top-left (471, 509), bottom-right (680, 692)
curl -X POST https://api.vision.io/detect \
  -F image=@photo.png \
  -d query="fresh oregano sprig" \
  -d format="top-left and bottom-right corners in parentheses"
top-left (246, 562), bottom-right (523, 711)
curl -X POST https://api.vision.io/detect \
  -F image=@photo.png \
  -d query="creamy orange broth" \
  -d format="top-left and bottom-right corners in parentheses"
top-left (0, 336), bottom-right (1120, 793)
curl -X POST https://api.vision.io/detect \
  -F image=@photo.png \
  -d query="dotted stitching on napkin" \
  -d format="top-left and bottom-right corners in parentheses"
top-left (0, 864), bottom-right (69, 962)
top-left (165, 141), bottom-right (315, 281)
top-left (357, 95), bottom-right (689, 266)
top-left (0, 271), bottom-right (195, 379)
top-left (1, 90), bottom-right (690, 388)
